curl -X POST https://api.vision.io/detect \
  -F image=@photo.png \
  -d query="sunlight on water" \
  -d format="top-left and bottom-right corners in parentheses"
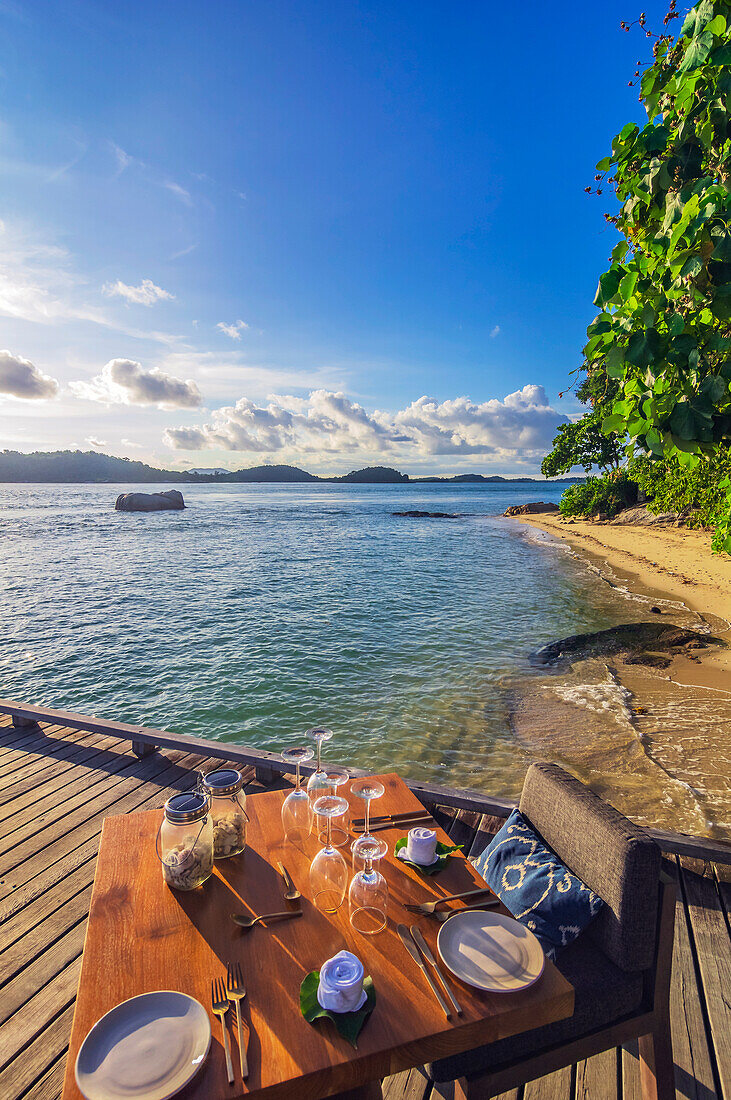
top-left (1, 482), bottom-right (725, 836)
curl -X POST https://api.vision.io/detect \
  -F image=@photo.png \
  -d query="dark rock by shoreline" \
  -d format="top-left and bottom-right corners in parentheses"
top-left (392, 510), bottom-right (463, 519)
top-left (531, 621), bottom-right (723, 668)
top-left (503, 502), bottom-right (559, 516)
top-left (115, 490), bottom-right (185, 512)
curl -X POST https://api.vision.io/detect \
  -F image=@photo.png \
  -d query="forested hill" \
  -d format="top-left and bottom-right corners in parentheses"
top-left (0, 449), bottom-right (582, 484)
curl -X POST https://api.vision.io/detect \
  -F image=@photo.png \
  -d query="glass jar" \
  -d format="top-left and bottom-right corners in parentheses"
top-left (201, 769), bottom-right (248, 858)
top-left (159, 791), bottom-right (214, 891)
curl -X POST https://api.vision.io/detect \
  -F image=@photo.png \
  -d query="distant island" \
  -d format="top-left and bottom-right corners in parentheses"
top-left (0, 449), bottom-right (585, 485)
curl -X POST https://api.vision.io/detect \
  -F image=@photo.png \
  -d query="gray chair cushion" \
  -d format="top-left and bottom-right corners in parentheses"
top-left (426, 936), bottom-right (645, 1083)
top-left (519, 763), bottom-right (660, 972)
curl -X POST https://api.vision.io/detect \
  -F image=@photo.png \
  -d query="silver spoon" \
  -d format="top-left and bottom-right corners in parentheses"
top-left (277, 861), bottom-right (301, 901)
top-left (231, 910), bottom-right (304, 931)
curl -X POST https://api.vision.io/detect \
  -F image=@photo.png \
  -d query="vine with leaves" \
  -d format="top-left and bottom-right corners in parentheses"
top-left (583, 0), bottom-right (731, 549)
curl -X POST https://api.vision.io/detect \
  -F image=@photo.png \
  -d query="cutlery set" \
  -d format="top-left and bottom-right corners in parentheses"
top-left (221, 852), bottom-right (499, 1069)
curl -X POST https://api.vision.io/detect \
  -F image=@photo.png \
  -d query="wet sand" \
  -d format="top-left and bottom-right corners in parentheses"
top-left (513, 513), bottom-right (731, 840)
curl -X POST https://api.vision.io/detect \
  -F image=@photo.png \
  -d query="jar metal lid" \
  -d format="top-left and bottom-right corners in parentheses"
top-left (201, 768), bottom-right (245, 797)
top-left (165, 790), bottom-right (210, 824)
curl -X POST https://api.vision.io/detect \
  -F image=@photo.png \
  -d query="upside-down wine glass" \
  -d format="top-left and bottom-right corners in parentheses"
top-left (309, 795), bottom-right (349, 912)
top-left (280, 745), bottom-right (314, 844)
top-left (306, 726), bottom-right (334, 833)
top-left (350, 777), bottom-right (387, 871)
top-left (319, 765), bottom-right (350, 848)
top-left (349, 842), bottom-right (388, 934)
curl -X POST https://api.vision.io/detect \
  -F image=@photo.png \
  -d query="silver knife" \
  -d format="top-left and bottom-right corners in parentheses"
top-left (410, 925), bottom-right (462, 1015)
top-left (397, 923), bottom-right (452, 1019)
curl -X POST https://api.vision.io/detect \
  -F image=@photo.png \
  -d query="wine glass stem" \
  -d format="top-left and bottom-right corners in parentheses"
top-left (365, 797), bottom-right (371, 836)
top-left (295, 760), bottom-right (301, 792)
top-left (316, 740), bottom-right (321, 773)
top-left (326, 814), bottom-right (332, 851)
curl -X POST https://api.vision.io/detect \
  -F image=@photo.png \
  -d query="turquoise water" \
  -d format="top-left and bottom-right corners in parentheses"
top-left (0, 482), bottom-right (641, 798)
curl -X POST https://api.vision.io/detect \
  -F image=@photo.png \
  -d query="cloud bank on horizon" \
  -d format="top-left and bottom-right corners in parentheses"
top-left (163, 384), bottom-right (565, 464)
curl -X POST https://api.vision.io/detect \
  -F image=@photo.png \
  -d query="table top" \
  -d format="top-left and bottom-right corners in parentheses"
top-left (62, 772), bottom-right (573, 1100)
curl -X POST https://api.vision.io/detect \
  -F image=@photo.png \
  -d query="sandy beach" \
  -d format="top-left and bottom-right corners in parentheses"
top-left (513, 511), bottom-right (731, 840)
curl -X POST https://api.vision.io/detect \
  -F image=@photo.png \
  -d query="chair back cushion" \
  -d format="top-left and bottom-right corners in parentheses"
top-left (519, 763), bottom-right (661, 971)
top-left (473, 807), bottom-right (604, 959)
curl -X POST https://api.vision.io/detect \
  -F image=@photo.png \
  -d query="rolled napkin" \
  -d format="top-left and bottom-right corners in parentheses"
top-left (317, 950), bottom-right (367, 1013)
top-left (405, 826), bottom-right (438, 865)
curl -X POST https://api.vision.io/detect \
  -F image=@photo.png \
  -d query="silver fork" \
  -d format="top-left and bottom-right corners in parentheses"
top-left (227, 961), bottom-right (248, 1080)
top-left (404, 887), bottom-right (497, 915)
top-left (211, 976), bottom-right (234, 1085)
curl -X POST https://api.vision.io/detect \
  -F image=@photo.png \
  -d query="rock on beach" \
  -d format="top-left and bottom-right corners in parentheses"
top-left (115, 490), bottom-right (185, 512)
top-left (502, 502), bottom-right (559, 516)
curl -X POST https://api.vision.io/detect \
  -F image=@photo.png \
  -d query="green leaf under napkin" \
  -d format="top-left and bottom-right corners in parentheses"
top-left (395, 838), bottom-right (463, 876)
top-left (300, 970), bottom-right (376, 1048)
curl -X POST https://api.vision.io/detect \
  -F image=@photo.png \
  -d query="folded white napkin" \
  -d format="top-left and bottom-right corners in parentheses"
top-left (405, 826), bottom-right (438, 865)
top-left (317, 950), bottom-right (367, 1013)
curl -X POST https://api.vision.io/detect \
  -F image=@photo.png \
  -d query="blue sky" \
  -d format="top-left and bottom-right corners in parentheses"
top-left (0, 0), bottom-right (674, 473)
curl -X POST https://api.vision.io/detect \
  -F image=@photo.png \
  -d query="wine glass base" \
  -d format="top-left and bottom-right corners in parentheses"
top-left (349, 905), bottom-right (386, 934)
top-left (314, 888), bottom-right (345, 913)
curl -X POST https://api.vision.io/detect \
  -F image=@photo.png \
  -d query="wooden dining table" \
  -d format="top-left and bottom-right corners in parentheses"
top-left (61, 772), bottom-right (574, 1100)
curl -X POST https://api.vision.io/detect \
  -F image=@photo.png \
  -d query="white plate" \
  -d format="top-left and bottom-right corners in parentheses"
top-left (437, 910), bottom-right (545, 992)
top-left (75, 991), bottom-right (211, 1100)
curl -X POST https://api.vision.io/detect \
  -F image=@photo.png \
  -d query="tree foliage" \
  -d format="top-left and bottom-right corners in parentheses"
top-left (583, 0), bottom-right (731, 549)
top-left (541, 374), bottom-right (623, 476)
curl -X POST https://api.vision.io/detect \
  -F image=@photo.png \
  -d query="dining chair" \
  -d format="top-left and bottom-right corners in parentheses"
top-left (425, 763), bottom-right (675, 1100)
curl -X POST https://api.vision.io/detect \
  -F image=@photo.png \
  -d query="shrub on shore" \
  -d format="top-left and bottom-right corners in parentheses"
top-left (558, 471), bottom-right (637, 519)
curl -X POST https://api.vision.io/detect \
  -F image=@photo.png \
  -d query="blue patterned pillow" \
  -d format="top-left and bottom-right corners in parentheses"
top-left (473, 808), bottom-right (604, 960)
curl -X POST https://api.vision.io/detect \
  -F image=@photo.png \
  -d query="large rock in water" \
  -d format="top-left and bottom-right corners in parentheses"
top-left (115, 490), bottom-right (185, 512)
top-left (503, 502), bottom-right (559, 516)
top-left (530, 622), bottom-right (722, 667)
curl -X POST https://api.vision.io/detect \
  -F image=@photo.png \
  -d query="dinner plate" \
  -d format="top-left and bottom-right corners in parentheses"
top-left (75, 990), bottom-right (211, 1100)
top-left (437, 910), bottom-right (545, 992)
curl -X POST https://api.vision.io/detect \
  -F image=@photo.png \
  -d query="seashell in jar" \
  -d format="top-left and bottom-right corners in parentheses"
top-left (163, 842), bottom-right (213, 890)
top-left (212, 811), bottom-right (246, 857)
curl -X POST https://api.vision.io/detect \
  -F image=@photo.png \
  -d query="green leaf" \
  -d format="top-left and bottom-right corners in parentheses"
top-left (594, 269), bottom-right (621, 308)
top-left (709, 42), bottom-right (731, 65)
top-left (627, 328), bottom-right (662, 368)
top-left (705, 14), bottom-right (726, 36)
top-left (619, 270), bottom-right (638, 301)
top-left (601, 413), bottom-right (626, 434)
top-left (669, 400), bottom-right (697, 440)
top-left (700, 375), bottom-right (729, 403)
top-left (680, 29), bottom-right (715, 72)
top-left (394, 838), bottom-right (463, 877)
top-left (300, 971), bottom-right (376, 1049)
top-left (679, 253), bottom-right (703, 278)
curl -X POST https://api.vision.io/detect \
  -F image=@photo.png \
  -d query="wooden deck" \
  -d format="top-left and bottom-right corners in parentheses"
top-left (0, 713), bottom-right (728, 1100)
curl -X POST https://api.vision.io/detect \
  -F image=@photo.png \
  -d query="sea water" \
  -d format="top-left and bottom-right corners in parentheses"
top-left (1, 482), bottom-right (728, 836)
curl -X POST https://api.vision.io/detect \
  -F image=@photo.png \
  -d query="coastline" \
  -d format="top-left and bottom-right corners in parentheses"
top-left (512, 511), bottom-right (731, 839)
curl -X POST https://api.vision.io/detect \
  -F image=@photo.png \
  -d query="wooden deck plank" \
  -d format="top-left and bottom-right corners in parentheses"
top-left (18, 1055), bottom-right (67, 1100)
top-left (0, 725), bottom-right (92, 775)
top-left (678, 860), bottom-right (731, 1098)
top-left (0, 748), bottom-right (213, 904)
top-left (0, 957), bottom-right (81, 1075)
top-left (0, 731), bottom-right (139, 808)
top-left (0, 1005), bottom-right (73, 1100)
top-left (382, 1067), bottom-right (432, 1099)
top-left (0, 745), bottom-right (206, 876)
top-left (574, 1049), bottom-right (617, 1100)
top-left (522, 1066), bottom-right (572, 1099)
top-left (0, 920), bottom-right (85, 1028)
top-left (0, 881), bottom-right (92, 985)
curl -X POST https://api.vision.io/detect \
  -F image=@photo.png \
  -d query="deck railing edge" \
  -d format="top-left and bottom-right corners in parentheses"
top-left (2, 697), bottom-right (730, 865)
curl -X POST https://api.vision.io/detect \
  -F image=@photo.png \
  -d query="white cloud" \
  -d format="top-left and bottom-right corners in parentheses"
top-left (490, 325), bottom-right (501, 338)
top-left (163, 385), bottom-right (566, 461)
top-left (86, 437), bottom-right (106, 448)
top-left (102, 279), bottom-right (174, 306)
top-left (0, 349), bottom-right (59, 399)
top-left (121, 438), bottom-right (143, 448)
top-left (217, 319), bottom-right (249, 340)
top-left (164, 181), bottom-right (193, 206)
top-left (71, 358), bottom-right (201, 409)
